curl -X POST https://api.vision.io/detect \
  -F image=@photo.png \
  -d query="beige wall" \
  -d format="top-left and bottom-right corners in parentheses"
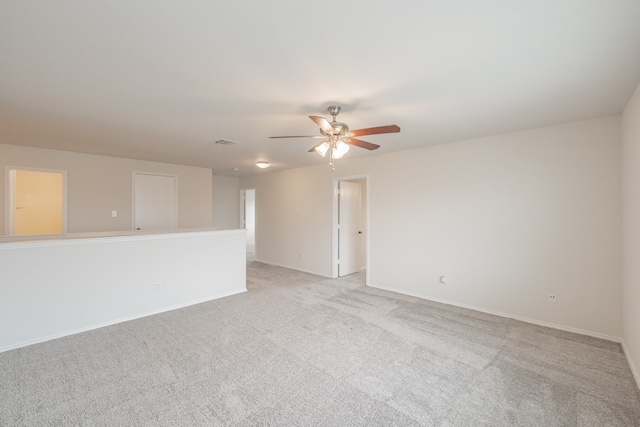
top-left (241, 116), bottom-right (623, 339)
top-left (622, 82), bottom-right (640, 385)
top-left (1, 144), bottom-right (213, 234)
top-left (212, 175), bottom-right (239, 230)
top-left (242, 165), bottom-right (333, 275)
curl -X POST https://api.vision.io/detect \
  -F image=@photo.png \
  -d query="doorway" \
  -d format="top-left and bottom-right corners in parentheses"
top-left (333, 176), bottom-right (368, 278)
top-left (6, 167), bottom-right (67, 236)
top-left (132, 172), bottom-right (177, 230)
top-left (240, 188), bottom-right (256, 261)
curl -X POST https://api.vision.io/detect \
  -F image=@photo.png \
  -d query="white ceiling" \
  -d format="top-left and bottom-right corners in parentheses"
top-left (2, 1), bottom-right (640, 177)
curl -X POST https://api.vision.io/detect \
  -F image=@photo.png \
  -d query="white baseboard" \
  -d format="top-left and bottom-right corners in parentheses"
top-left (253, 258), bottom-right (329, 278)
top-left (370, 282), bottom-right (639, 391)
top-left (0, 288), bottom-right (246, 354)
top-left (622, 340), bottom-right (640, 391)
top-left (367, 282), bottom-right (622, 343)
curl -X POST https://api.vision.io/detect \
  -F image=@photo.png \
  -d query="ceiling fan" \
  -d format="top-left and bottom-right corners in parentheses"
top-left (270, 105), bottom-right (400, 169)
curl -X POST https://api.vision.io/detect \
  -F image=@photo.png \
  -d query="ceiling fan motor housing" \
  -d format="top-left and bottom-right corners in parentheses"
top-left (327, 105), bottom-right (341, 116)
top-left (331, 122), bottom-right (348, 134)
top-left (326, 106), bottom-right (348, 134)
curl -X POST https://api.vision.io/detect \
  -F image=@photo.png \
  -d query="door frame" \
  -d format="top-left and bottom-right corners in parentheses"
top-left (131, 171), bottom-right (178, 230)
top-left (239, 187), bottom-right (257, 258)
top-left (239, 187), bottom-right (257, 230)
top-left (332, 174), bottom-right (369, 280)
top-left (5, 166), bottom-right (68, 236)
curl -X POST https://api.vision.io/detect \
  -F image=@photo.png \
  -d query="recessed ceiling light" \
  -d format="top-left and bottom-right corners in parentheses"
top-left (255, 161), bottom-right (270, 169)
top-left (232, 167), bottom-right (239, 171)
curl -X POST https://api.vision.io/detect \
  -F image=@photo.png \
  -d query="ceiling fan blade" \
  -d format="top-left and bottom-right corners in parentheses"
top-left (344, 137), bottom-right (380, 151)
top-left (309, 116), bottom-right (334, 133)
top-left (269, 135), bottom-right (325, 139)
top-left (349, 125), bottom-right (400, 137)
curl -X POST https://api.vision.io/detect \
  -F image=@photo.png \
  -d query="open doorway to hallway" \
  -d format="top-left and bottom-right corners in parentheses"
top-left (333, 176), bottom-right (368, 278)
top-left (240, 188), bottom-right (256, 261)
top-left (7, 167), bottom-right (67, 236)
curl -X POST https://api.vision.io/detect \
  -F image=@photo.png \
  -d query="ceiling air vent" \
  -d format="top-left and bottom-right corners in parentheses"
top-left (213, 139), bottom-right (237, 146)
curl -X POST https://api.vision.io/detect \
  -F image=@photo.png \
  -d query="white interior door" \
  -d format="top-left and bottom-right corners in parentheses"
top-left (338, 181), bottom-right (363, 277)
top-left (133, 172), bottom-right (177, 230)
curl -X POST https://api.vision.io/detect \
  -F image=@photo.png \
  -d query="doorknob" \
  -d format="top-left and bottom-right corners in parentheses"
top-left (136, 228), bottom-right (141, 230)
top-left (358, 231), bottom-right (363, 234)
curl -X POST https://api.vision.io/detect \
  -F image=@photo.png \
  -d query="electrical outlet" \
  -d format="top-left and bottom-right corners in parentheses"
top-left (299, 251), bottom-right (304, 259)
top-left (111, 210), bottom-right (117, 218)
top-left (439, 275), bottom-right (446, 284)
top-left (155, 282), bottom-right (162, 291)
top-left (548, 293), bottom-right (557, 303)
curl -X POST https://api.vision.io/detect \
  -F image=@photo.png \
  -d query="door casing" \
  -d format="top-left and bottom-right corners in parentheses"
top-left (5, 166), bottom-right (68, 236)
top-left (239, 187), bottom-right (257, 258)
top-left (332, 175), bottom-right (369, 280)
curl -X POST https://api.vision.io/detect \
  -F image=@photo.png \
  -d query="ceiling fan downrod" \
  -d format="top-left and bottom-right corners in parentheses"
top-left (327, 105), bottom-right (341, 121)
top-left (326, 105), bottom-right (348, 135)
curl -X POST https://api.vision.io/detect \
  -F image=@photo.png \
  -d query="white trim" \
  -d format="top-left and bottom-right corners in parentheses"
top-left (622, 340), bottom-right (640, 390)
top-left (0, 288), bottom-right (246, 354)
top-left (239, 187), bottom-right (257, 259)
top-left (239, 189), bottom-right (245, 229)
top-left (254, 259), bottom-right (329, 279)
top-left (132, 170), bottom-right (178, 230)
top-left (0, 228), bottom-right (244, 250)
top-left (6, 168), bottom-right (15, 235)
top-left (332, 174), bottom-right (370, 281)
top-left (368, 281), bottom-right (623, 343)
top-left (332, 179), bottom-right (339, 278)
top-left (5, 165), bottom-right (68, 235)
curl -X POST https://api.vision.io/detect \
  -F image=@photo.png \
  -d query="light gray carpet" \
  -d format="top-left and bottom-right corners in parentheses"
top-left (1, 261), bottom-right (639, 426)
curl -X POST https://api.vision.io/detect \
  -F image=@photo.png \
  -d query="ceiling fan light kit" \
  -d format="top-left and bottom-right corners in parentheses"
top-left (333, 140), bottom-right (350, 159)
top-left (270, 105), bottom-right (400, 170)
top-left (314, 139), bottom-right (350, 160)
top-left (315, 141), bottom-right (330, 157)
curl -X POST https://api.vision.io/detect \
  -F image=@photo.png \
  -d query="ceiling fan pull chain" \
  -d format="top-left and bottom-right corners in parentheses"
top-left (330, 145), bottom-right (335, 171)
